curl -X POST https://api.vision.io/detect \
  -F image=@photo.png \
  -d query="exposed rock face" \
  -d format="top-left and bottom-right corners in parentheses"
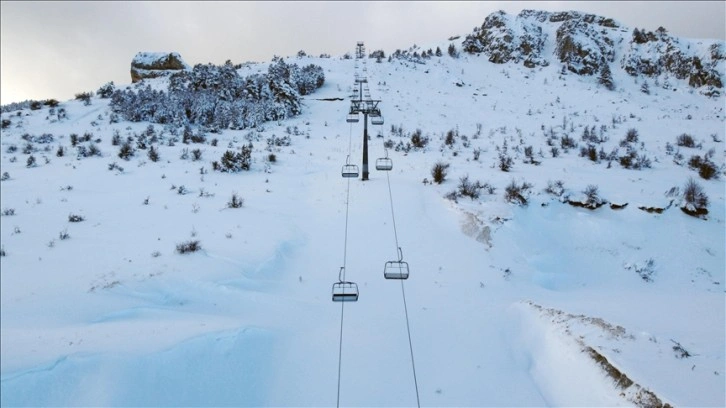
top-left (555, 18), bottom-right (616, 75)
top-left (621, 29), bottom-right (723, 91)
top-left (130, 52), bottom-right (189, 83)
top-left (460, 9), bottom-right (724, 93)
top-left (462, 10), bottom-right (549, 68)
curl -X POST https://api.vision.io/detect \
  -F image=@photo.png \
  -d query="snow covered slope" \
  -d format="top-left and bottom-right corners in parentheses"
top-left (1, 13), bottom-right (724, 408)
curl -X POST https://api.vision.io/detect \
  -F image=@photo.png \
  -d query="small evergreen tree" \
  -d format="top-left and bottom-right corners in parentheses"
top-left (148, 145), bottom-right (160, 162)
top-left (431, 162), bottom-right (450, 184)
top-left (599, 63), bottom-right (615, 91)
top-left (118, 141), bottom-right (135, 160)
top-left (96, 82), bottom-right (115, 98)
top-left (448, 43), bottom-right (459, 58)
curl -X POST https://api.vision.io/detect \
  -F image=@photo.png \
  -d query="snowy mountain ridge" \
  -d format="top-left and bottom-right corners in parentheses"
top-left (454, 9), bottom-right (724, 96)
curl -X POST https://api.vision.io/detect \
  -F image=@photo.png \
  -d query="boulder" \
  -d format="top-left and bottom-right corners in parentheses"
top-left (130, 52), bottom-right (189, 83)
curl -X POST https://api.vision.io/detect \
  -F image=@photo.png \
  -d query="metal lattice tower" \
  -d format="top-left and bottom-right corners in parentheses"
top-left (347, 41), bottom-right (383, 181)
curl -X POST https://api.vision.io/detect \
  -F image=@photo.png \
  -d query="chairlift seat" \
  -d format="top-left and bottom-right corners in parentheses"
top-left (342, 164), bottom-right (359, 178)
top-left (332, 281), bottom-right (359, 301)
top-left (371, 116), bottom-right (384, 126)
top-left (346, 114), bottom-right (359, 123)
top-left (376, 157), bottom-right (393, 171)
top-left (384, 260), bottom-right (409, 280)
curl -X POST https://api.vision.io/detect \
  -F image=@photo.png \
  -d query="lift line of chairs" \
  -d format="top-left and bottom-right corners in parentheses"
top-left (346, 110), bottom-right (384, 125)
top-left (332, 149), bottom-right (407, 302)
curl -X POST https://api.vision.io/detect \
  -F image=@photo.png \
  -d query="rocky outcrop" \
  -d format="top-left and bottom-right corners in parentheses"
top-left (555, 17), bottom-right (616, 75)
top-left (130, 52), bottom-right (189, 83)
top-left (462, 10), bottom-right (549, 68)
top-left (460, 9), bottom-right (724, 92)
top-left (621, 28), bottom-right (723, 94)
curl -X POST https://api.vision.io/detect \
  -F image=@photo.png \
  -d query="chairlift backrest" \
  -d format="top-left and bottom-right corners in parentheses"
top-left (371, 116), bottom-right (384, 125)
top-left (384, 260), bottom-right (409, 280)
top-left (376, 157), bottom-right (393, 171)
top-left (342, 164), bottom-right (359, 178)
top-left (332, 281), bottom-right (359, 301)
top-left (346, 113), bottom-right (359, 123)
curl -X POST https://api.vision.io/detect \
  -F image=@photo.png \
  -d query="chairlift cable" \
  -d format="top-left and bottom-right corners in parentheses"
top-left (400, 280), bottom-right (421, 408)
top-left (385, 171), bottom-right (400, 251)
top-left (347, 121), bottom-right (354, 158)
top-left (337, 123), bottom-right (355, 407)
top-left (336, 278), bottom-right (346, 408)
top-left (385, 166), bottom-right (420, 408)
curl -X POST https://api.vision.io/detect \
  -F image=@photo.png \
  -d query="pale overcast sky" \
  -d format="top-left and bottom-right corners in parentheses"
top-left (1, 1), bottom-right (724, 105)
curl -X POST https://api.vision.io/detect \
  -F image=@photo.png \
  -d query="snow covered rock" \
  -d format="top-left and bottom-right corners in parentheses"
top-left (130, 52), bottom-right (189, 83)
top-left (460, 9), bottom-right (724, 92)
top-left (620, 28), bottom-right (724, 93)
top-left (461, 10), bottom-right (549, 68)
top-left (555, 16), bottom-right (617, 76)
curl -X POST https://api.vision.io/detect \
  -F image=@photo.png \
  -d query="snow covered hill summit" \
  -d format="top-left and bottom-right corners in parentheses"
top-left (1, 8), bottom-right (724, 408)
top-left (460, 9), bottom-right (724, 96)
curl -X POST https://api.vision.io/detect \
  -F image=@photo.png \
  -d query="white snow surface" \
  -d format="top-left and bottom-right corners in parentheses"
top-left (1, 50), bottom-right (725, 407)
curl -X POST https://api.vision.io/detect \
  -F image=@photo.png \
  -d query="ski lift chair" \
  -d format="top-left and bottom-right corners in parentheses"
top-left (341, 155), bottom-right (359, 178)
top-left (332, 267), bottom-right (359, 301)
top-left (376, 150), bottom-right (393, 171)
top-left (346, 113), bottom-right (359, 123)
top-left (384, 248), bottom-right (409, 280)
top-left (370, 114), bottom-right (384, 126)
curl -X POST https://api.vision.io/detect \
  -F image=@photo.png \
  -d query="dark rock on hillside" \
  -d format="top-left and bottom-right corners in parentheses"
top-left (131, 52), bottom-right (189, 83)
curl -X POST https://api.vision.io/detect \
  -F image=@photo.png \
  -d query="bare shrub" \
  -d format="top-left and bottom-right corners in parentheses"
top-left (148, 145), bottom-right (160, 162)
top-left (682, 177), bottom-right (708, 215)
top-left (688, 154), bottom-right (718, 180)
top-left (498, 152), bottom-right (514, 171)
top-left (108, 162), bottom-right (124, 172)
top-left (457, 175), bottom-right (483, 199)
top-left (544, 180), bottom-right (565, 197)
top-left (118, 141), bottom-right (134, 160)
top-left (410, 129), bottom-right (429, 149)
top-left (68, 214), bottom-right (85, 222)
top-left (671, 340), bottom-right (692, 359)
top-left (505, 180), bottom-right (533, 205)
top-left (444, 129), bottom-right (456, 147)
top-left (625, 128), bottom-right (639, 144)
top-left (560, 134), bottom-right (577, 150)
top-left (75, 91), bottom-right (92, 105)
top-left (227, 192), bottom-right (244, 208)
top-left (583, 184), bottom-right (603, 208)
top-left (676, 133), bottom-right (696, 147)
top-left (176, 240), bottom-right (202, 254)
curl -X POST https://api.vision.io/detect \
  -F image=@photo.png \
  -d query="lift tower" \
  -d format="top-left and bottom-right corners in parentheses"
top-left (346, 41), bottom-right (383, 181)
